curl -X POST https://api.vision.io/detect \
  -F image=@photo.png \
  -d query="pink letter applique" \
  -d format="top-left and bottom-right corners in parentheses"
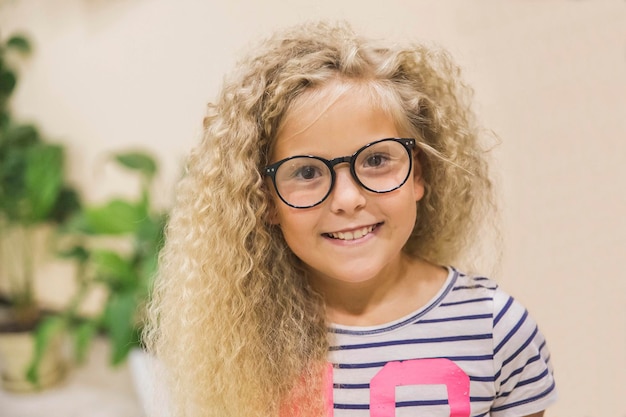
top-left (369, 358), bottom-right (470, 417)
top-left (326, 358), bottom-right (470, 417)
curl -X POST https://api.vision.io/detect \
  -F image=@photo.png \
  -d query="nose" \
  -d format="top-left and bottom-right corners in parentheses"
top-left (328, 165), bottom-right (366, 214)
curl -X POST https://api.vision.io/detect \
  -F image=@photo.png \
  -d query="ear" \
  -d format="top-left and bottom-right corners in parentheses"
top-left (412, 151), bottom-right (425, 202)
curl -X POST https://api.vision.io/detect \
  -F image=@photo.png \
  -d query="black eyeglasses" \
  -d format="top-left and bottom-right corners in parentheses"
top-left (264, 138), bottom-right (415, 208)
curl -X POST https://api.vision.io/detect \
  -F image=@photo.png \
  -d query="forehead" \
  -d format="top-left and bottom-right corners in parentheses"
top-left (272, 81), bottom-right (402, 160)
top-left (278, 81), bottom-right (354, 137)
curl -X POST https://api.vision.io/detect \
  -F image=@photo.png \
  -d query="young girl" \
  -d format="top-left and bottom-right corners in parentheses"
top-left (144, 21), bottom-right (557, 417)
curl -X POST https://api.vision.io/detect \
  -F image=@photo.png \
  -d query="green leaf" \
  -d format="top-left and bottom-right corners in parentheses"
top-left (0, 111), bottom-right (9, 130)
top-left (26, 316), bottom-right (66, 385)
top-left (0, 146), bottom-right (27, 189)
top-left (0, 68), bottom-right (16, 96)
top-left (24, 144), bottom-right (64, 222)
top-left (114, 152), bottom-right (157, 180)
top-left (73, 320), bottom-right (98, 364)
top-left (60, 211), bottom-right (92, 233)
top-left (135, 214), bottom-right (166, 291)
top-left (58, 245), bottom-right (90, 263)
top-left (49, 186), bottom-right (82, 224)
top-left (92, 249), bottom-right (137, 289)
top-left (136, 213), bottom-right (165, 248)
top-left (2, 123), bottom-right (41, 148)
top-left (103, 291), bottom-right (140, 365)
top-left (6, 34), bottom-right (32, 54)
top-left (83, 199), bottom-right (146, 234)
top-left (138, 252), bottom-right (158, 295)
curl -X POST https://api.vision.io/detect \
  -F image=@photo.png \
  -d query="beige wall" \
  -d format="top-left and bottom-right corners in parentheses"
top-left (2, 1), bottom-right (625, 415)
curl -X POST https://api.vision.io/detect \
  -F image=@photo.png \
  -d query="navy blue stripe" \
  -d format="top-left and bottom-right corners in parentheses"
top-left (494, 296), bottom-right (514, 326)
top-left (516, 368), bottom-right (550, 389)
top-left (419, 313), bottom-right (492, 324)
top-left (333, 399), bottom-right (448, 410)
top-left (453, 284), bottom-right (497, 291)
top-left (544, 352), bottom-right (552, 366)
top-left (329, 333), bottom-right (492, 351)
top-left (500, 354), bottom-right (541, 386)
top-left (335, 399), bottom-right (451, 409)
top-left (335, 375), bottom-right (497, 387)
top-left (471, 395), bottom-right (495, 402)
top-left (470, 375), bottom-right (496, 382)
top-left (539, 340), bottom-right (553, 367)
top-left (398, 399), bottom-right (448, 407)
top-left (491, 380), bottom-right (556, 411)
top-left (334, 361), bottom-right (393, 369)
top-left (494, 310), bottom-right (529, 355)
top-left (334, 383), bottom-right (369, 389)
top-left (499, 368), bottom-right (551, 399)
top-left (538, 340), bottom-right (550, 361)
top-left (502, 325), bottom-right (538, 368)
top-left (334, 355), bottom-right (493, 369)
top-left (334, 397), bottom-right (502, 411)
top-left (440, 297), bottom-right (492, 307)
top-left (472, 276), bottom-right (490, 281)
top-left (334, 403), bottom-right (369, 410)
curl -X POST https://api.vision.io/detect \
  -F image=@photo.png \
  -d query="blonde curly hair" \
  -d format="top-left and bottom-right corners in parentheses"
top-left (144, 20), bottom-right (496, 417)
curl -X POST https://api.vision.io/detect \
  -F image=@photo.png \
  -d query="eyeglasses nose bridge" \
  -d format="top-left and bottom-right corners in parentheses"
top-left (326, 154), bottom-right (359, 184)
top-left (325, 154), bottom-right (364, 194)
top-left (327, 155), bottom-right (353, 170)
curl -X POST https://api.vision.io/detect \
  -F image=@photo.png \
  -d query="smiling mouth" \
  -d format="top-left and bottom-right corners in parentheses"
top-left (324, 223), bottom-right (381, 241)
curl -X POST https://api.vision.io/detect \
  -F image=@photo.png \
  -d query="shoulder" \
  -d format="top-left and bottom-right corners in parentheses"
top-left (447, 269), bottom-right (552, 371)
top-left (445, 268), bottom-right (558, 415)
top-left (442, 268), bottom-right (499, 308)
top-left (441, 270), bottom-right (540, 342)
top-left (444, 269), bottom-right (539, 334)
top-left (471, 274), bottom-right (558, 415)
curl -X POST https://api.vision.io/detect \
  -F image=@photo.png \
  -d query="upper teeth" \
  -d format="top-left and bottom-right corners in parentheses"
top-left (328, 225), bottom-right (375, 241)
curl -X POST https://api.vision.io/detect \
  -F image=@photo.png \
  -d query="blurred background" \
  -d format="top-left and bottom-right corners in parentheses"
top-left (0, 0), bottom-right (624, 416)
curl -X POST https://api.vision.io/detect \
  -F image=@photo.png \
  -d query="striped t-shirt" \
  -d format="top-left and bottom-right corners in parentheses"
top-left (325, 267), bottom-right (557, 417)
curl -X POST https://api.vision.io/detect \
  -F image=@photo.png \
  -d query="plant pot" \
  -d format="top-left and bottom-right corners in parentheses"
top-left (0, 329), bottom-right (66, 392)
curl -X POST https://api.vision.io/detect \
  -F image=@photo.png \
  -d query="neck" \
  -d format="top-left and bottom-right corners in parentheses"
top-left (309, 255), bottom-right (448, 327)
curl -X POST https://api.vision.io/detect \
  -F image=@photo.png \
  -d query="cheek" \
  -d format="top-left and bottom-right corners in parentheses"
top-left (273, 205), bottom-right (309, 237)
top-left (278, 218), bottom-right (314, 260)
top-left (388, 192), bottom-right (419, 239)
top-left (275, 209), bottom-right (319, 246)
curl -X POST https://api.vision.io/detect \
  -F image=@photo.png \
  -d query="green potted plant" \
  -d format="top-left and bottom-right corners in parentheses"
top-left (21, 149), bottom-right (166, 396)
top-left (0, 32), bottom-right (82, 391)
top-left (0, 30), bottom-right (166, 392)
top-left (59, 150), bottom-right (167, 366)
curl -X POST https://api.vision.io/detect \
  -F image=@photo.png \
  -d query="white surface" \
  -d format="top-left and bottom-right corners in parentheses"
top-left (0, 338), bottom-right (143, 417)
top-left (128, 349), bottom-right (171, 417)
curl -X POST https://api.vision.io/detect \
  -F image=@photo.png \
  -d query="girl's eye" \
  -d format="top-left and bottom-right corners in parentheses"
top-left (293, 165), bottom-right (323, 180)
top-left (363, 153), bottom-right (389, 168)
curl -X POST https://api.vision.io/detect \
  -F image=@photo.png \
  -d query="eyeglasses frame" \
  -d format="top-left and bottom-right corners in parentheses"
top-left (263, 137), bottom-right (416, 209)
